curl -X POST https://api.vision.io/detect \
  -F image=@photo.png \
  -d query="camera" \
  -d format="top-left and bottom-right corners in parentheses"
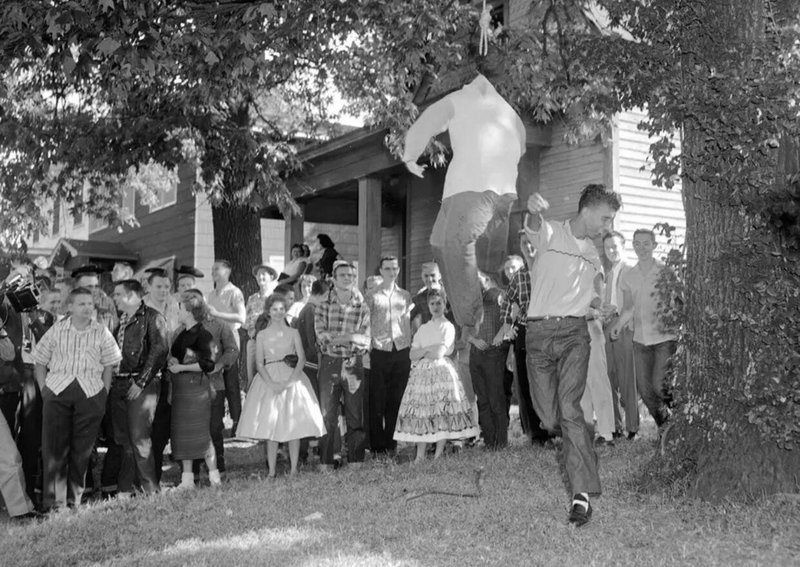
top-left (0, 274), bottom-right (42, 313)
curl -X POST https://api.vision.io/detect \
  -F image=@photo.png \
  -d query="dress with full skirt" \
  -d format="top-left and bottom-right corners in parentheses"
top-left (394, 318), bottom-right (479, 443)
top-left (236, 326), bottom-right (326, 442)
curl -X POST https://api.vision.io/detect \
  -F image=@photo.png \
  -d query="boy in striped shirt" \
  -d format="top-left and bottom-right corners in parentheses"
top-left (33, 287), bottom-right (122, 512)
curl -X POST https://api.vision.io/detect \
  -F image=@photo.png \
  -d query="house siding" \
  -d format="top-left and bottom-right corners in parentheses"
top-left (613, 109), bottom-right (685, 248)
top-left (91, 163), bottom-right (197, 272)
top-left (538, 122), bottom-right (607, 221)
top-left (406, 170), bottom-right (445, 293)
top-left (193, 192), bottom-right (216, 296)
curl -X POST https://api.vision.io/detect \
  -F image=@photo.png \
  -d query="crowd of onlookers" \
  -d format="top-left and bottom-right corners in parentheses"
top-left (0, 219), bottom-right (676, 522)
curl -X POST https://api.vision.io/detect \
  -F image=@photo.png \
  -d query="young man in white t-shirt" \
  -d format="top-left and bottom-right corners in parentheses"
top-left (611, 229), bottom-right (678, 428)
top-left (524, 184), bottom-right (622, 527)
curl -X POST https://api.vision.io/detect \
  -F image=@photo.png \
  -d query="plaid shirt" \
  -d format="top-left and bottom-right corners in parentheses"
top-left (314, 287), bottom-right (371, 358)
top-left (502, 266), bottom-right (531, 325)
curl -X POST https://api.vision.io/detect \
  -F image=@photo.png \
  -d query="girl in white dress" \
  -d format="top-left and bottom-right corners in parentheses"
top-left (394, 289), bottom-right (479, 462)
top-left (237, 294), bottom-right (325, 477)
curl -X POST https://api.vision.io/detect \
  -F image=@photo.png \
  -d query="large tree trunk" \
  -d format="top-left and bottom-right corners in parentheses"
top-left (661, 0), bottom-right (800, 501)
top-left (212, 201), bottom-right (261, 298)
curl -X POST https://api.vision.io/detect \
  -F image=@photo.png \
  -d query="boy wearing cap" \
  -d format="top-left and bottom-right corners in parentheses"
top-left (175, 266), bottom-right (204, 294)
top-left (207, 260), bottom-right (246, 435)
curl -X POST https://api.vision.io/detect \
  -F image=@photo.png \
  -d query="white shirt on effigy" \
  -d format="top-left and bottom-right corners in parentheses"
top-left (525, 219), bottom-right (603, 319)
top-left (403, 74), bottom-right (526, 200)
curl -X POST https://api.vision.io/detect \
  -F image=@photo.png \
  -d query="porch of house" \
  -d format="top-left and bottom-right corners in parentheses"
top-left (265, 124), bottom-right (551, 293)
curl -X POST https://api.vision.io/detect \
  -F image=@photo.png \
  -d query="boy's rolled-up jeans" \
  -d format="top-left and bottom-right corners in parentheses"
top-left (430, 190), bottom-right (516, 333)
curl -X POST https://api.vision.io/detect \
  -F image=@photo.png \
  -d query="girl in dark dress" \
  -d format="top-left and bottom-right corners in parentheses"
top-left (313, 233), bottom-right (342, 280)
top-left (168, 292), bottom-right (221, 489)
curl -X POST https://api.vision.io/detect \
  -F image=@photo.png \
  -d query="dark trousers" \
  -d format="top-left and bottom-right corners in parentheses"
top-left (210, 391), bottom-right (225, 471)
top-left (109, 377), bottom-right (160, 494)
top-left (526, 318), bottom-right (600, 496)
top-left (513, 325), bottom-right (549, 442)
top-left (99, 395), bottom-right (122, 493)
top-left (223, 361), bottom-right (241, 425)
top-left (604, 324), bottom-right (639, 433)
top-left (17, 364), bottom-right (42, 504)
top-left (318, 355), bottom-right (366, 465)
top-left (0, 391), bottom-right (20, 436)
top-left (470, 345), bottom-right (510, 449)
top-left (41, 381), bottom-right (107, 511)
top-left (633, 340), bottom-right (677, 427)
top-left (368, 347), bottom-right (411, 453)
top-left (151, 377), bottom-right (171, 483)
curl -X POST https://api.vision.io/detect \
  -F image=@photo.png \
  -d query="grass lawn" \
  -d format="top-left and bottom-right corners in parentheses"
top-left (1, 416), bottom-right (799, 566)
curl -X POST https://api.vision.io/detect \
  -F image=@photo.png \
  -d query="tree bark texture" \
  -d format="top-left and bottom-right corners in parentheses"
top-left (211, 201), bottom-right (261, 298)
top-left (664, 0), bottom-right (800, 501)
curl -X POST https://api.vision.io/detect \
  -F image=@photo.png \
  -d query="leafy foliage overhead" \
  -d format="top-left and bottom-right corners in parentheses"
top-left (0, 0), bottom-right (475, 248)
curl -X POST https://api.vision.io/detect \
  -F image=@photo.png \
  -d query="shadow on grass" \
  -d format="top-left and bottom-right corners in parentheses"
top-left (2, 412), bottom-right (799, 567)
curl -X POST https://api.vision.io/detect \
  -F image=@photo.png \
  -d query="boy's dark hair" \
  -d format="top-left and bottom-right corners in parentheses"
top-left (214, 259), bottom-right (232, 270)
top-left (603, 230), bottom-right (626, 243)
top-left (274, 283), bottom-right (294, 296)
top-left (633, 228), bottom-right (657, 242)
top-left (68, 287), bottom-right (94, 303)
top-left (379, 256), bottom-right (399, 269)
top-left (578, 184), bottom-right (622, 212)
top-left (114, 279), bottom-right (144, 298)
top-left (146, 268), bottom-right (171, 285)
top-left (311, 280), bottom-right (330, 296)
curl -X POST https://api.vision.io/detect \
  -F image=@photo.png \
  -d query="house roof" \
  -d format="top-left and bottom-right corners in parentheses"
top-left (49, 238), bottom-right (139, 268)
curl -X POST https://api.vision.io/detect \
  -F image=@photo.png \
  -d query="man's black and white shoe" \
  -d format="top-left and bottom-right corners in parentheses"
top-left (568, 496), bottom-right (592, 527)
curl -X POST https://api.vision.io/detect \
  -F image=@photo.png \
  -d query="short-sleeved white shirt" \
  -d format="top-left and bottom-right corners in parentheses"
top-left (619, 260), bottom-right (678, 345)
top-left (525, 219), bottom-right (603, 318)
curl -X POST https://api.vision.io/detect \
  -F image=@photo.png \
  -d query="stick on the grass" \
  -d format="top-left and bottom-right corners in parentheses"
top-left (401, 467), bottom-right (485, 502)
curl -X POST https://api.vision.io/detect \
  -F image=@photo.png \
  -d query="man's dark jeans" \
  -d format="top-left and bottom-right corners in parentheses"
top-left (151, 377), bottom-right (171, 483)
top-left (17, 364), bottom-right (42, 503)
top-left (526, 318), bottom-right (600, 496)
top-left (470, 344), bottom-right (510, 449)
top-left (318, 355), bottom-right (366, 465)
top-left (633, 340), bottom-right (677, 427)
top-left (223, 361), bottom-right (241, 426)
top-left (41, 381), bottom-right (107, 511)
top-left (0, 391), bottom-right (19, 436)
top-left (110, 377), bottom-right (160, 494)
top-left (513, 325), bottom-right (549, 443)
top-left (368, 347), bottom-right (410, 453)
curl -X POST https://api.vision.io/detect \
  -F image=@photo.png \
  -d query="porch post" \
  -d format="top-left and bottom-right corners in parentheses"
top-left (358, 176), bottom-right (381, 280)
top-left (284, 203), bottom-right (305, 259)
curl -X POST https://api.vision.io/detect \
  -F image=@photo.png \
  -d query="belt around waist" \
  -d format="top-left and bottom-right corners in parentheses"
top-left (114, 373), bottom-right (138, 379)
top-left (527, 316), bottom-right (584, 323)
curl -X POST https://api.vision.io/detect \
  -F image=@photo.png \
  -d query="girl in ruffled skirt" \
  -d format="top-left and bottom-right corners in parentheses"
top-left (394, 289), bottom-right (479, 462)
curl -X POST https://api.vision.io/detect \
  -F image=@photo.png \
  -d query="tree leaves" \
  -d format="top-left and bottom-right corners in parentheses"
top-left (97, 36), bottom-right (121, 56)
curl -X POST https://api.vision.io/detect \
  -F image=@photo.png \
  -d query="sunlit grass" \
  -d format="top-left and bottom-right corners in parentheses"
top-left (1, 413), bottom-right (798, 566)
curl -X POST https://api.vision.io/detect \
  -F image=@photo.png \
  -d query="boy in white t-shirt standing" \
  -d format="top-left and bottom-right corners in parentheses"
top-left (524, 184), bottom-right (622, 527)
